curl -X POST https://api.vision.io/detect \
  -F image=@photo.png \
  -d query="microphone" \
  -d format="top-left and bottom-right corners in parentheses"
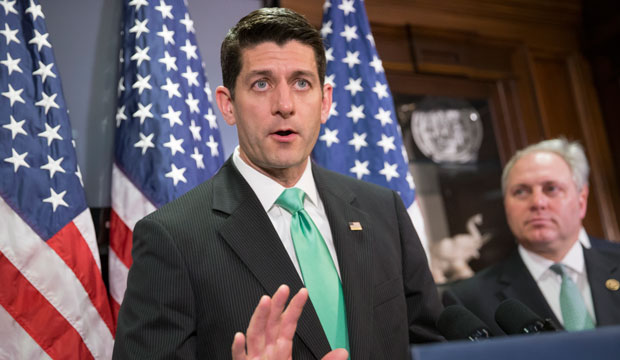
top-left (495, 298), bottom-right (558, 335)
top-left (437, 305), bottom-right (493, 341)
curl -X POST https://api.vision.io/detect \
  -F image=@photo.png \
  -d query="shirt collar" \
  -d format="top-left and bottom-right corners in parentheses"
top-left (232, 146), bottom-right (319, 212)
top-left (519, 239), bottom-right (585, 281)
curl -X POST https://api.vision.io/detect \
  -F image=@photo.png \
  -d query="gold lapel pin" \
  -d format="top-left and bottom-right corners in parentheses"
top-left (605, 279), bottom-right (619, 291)
top-left (349, 222), bottom-right (362, 231)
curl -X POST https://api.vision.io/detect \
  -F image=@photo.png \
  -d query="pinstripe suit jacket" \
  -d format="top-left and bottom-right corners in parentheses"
top-left (113, 158), bottom-right (443, 359)
top-left (443, 247), bottom-right (620, 336)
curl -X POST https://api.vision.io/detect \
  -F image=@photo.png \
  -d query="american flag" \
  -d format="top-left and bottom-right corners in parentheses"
top-left (0, 0), bottom-right (115, 358)
top-left (109, 0), bottom-right (224, 318)
top-left (313, 0), bottom-right (428, 248)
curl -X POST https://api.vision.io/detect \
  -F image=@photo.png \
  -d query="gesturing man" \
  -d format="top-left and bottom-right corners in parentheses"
top-left (113, 7), bottom-right (442, 360)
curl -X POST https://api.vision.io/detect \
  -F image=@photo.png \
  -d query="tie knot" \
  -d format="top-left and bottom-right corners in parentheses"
top-left (550, 263), bottom-right (566, 276)
top-left (276, 188), bottom-right (306, 214)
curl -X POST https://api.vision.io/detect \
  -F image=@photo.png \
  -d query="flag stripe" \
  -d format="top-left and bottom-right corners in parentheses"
top-left (108, 249), bottom-right (129, 318)
top-left (111, 163), bottom-right (156, 232)
top-left (0, 304), bottom-right (52, 360)
top-left (109, 209), bottom-right (134, 269)
top-left (0, 254), bottom-right (93, 360)
top-left (46, 220), bottom-right (116, 336)
top-left (73, 209), bottom-right (103, 270)
top-left (0, 198), bottom-right (114, 360)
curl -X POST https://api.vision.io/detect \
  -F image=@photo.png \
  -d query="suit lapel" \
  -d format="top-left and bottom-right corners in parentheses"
top-left (313, 165), bottom-right (373, 360)
top-left (498, 251), bottom-right (562, 327)
top-left (213, 159), bottom-right (331, 359)
top-left (584, 248), bottom-right (620, 326)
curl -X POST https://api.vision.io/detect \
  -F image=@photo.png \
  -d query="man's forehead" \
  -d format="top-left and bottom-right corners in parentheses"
top-left (239, 40), bottom-right (317, 69)
top-left (507, 151), bottom-right (573, 185)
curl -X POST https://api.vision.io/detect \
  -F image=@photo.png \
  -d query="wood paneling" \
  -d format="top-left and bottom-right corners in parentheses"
top-left (281, 0), bottom-right (620, 241)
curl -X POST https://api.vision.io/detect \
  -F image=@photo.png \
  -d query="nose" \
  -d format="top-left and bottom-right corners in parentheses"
top-left (272, 84), bottom-right (294, 118)
top-left (530, 188), bottom-right (548, 210)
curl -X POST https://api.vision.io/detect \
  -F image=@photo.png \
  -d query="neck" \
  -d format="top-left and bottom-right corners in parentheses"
top-left (239, 152), bottom-right (307, 188)
top-left (524, 237), bottom-right (578, 263)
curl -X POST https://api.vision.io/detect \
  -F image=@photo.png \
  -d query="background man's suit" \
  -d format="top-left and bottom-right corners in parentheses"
top-left (113, 158), bottom-right (443, 359)
top-left (443, 246), bottom-right (620, 335)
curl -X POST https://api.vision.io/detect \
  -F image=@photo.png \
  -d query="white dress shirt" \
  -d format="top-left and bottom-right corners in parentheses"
top-left (232, 146), bottom-right (341, 280)
top-left (519, 240), bottom-right (596, 326)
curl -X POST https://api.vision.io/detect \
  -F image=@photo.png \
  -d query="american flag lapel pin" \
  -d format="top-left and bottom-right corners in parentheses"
top-left (349, 222), bottom-right (363, 231)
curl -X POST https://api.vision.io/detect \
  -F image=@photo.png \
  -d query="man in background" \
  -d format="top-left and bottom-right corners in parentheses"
top-left (113, 7), bottom-right (442, 360)
top-left (444, 138), bottom-right (620, 335)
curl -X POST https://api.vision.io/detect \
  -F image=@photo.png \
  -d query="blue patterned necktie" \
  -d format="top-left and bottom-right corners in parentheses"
top-left (549, 263), bottom-right (595, 331)
top-left (276, 188), bottom-right (350, 353)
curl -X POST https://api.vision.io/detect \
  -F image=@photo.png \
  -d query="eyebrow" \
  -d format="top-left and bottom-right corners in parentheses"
top-left (243, 69), bottom-right (317, 82)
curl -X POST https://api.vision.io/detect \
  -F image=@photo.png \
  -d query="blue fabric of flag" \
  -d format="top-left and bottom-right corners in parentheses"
top-left (313, 0), bottom-right (415, 207)
top-left (115, 0), bottom-right (224, 208)
top-left (0, 0), bottom-right (87, 241)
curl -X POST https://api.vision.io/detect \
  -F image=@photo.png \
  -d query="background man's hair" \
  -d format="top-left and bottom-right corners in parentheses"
top-left (220, 7), bottom-right (326, 99)
top-left (501, 137), bottom-right (590, 194)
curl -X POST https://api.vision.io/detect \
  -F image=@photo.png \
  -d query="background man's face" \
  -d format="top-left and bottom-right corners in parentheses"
top-left (220, 40), bottom-right (331, 178)
top-left (503, 151), bottom-right (588, 260)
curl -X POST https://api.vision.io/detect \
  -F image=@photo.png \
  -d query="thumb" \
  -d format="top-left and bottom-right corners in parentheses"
top-left (321, 348), bottom-right (348, 360)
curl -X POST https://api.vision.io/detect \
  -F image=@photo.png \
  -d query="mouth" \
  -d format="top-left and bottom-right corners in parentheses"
top-left (525, 218), bottom-right (552, 227)
top-left (271, 129), bottom-right (297, 142)
top-left (275, 130), bottom-right (294, 136)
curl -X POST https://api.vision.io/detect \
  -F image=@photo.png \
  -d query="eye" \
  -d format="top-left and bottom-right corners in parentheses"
top-left (543, 183), bottom-right (560, 196)
top-left (511, 186), bottom-right (529, 198)
top-left (295, 79), bottom-right (309, 89)
top-left (253, 79), bottom-right (269, 91)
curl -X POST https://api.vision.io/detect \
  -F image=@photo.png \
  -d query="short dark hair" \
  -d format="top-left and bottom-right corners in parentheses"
top-left (220, 7), bottom-right (326, 99)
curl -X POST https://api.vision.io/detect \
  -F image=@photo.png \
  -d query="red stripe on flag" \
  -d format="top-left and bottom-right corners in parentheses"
top-left (109, 209), bottom-right (133, 269)
top-left (47, 222), bottom-right (116, 337)
top-left (0, 253), bottom-right (95, 360)
top-left (111, 297), bottom-right (121, 323)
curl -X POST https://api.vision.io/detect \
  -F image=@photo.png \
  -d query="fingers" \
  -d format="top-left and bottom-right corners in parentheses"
top-left (245, 295), bottom-right (271, 355)
top-left (232, 285), bottom-right (309, 360)
top-left (231, 332), bottom-right (247, 360)
top-left (322, 348), bottom-right (349, 360)
top-left (265, 285), bottom-right (291, 345)
top-left (279, 288), bottom-right (308, 339)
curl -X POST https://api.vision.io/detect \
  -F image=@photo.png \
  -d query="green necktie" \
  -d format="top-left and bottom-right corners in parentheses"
top-left (276, 188), bottom-right (350, 353)
top-left (549, 263), bottom-right (595, 331)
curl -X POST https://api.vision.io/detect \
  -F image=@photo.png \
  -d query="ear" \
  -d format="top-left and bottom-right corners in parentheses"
top-left (320, 83), bottom-right (333, 125)
top-left (578, 184), bottom-right (589, 220)
top-left (215, 86), bottom-right (236, 126)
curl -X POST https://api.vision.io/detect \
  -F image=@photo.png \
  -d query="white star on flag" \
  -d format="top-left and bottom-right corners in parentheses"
top-left (4, 148), bottom-right (30, 172)
top-left (40, 155), bottom-right (65, 178)
top-left (165, 163), bottom-right (187, 186)
top-left (42, 188), bottom-right (69, 212)
top-left (38, 123), bottom-right (63, 145)
top-left (319, 127), bottom-right (340, 147)
top-left (3, 115), bottom-right (27, 139)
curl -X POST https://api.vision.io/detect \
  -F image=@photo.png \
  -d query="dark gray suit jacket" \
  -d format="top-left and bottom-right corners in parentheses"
top-left (113, 158), bottom-right (443, 359)
top-left (443, 246), bottom-right (620, 336)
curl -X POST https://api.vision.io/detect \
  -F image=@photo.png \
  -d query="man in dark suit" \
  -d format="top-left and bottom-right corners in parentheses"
top-left (113, 8), bottom-right (443, 360)
top-left (444, 138), bottom-right (620, 336)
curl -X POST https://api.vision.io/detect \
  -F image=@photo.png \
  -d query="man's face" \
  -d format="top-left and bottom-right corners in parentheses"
top-left (503, 151), bottom-right (588, 260)
top-left (216, 40), bottom-right (331, 182)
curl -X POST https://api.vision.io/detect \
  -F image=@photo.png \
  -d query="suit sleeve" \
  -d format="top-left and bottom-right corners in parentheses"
top-left (393, 191), bottom-right (445, 343)
top-left (113, 217), bottom-right (197, 360)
